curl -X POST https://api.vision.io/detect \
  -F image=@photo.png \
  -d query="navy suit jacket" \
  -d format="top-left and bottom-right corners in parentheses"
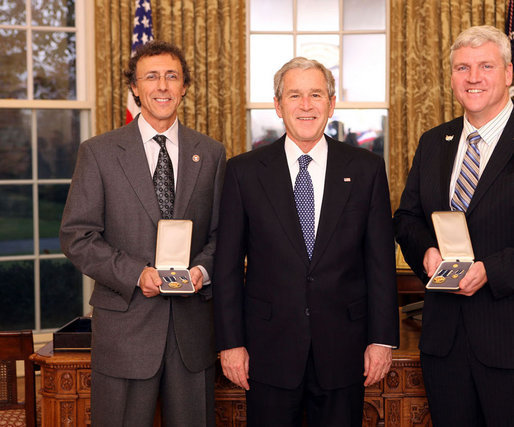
top-left (394, 110), bottom-right (514, 368)
top-left (214, 135), bottom-right (399, 390)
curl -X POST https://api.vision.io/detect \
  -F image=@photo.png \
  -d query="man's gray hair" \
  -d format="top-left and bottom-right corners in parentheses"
top-left (273, 57), bottom-right (336, 100)
top-left (451, 25), bottom-right (512, 66)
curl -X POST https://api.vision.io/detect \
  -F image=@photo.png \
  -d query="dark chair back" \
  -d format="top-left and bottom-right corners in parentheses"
top-left (0, 330), bottom-right (36, 426)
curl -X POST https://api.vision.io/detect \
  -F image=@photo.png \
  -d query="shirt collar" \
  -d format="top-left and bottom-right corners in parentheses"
top-left (463, 100), bottom-right (513, 146)
top-left (138, 114), bottom-right (179, 145)
top-left (284, 134), bottom-right (328, 171)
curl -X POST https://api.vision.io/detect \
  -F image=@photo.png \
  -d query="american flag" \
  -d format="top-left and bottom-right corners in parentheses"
top-left (125, 0), bottom-right (154, 124)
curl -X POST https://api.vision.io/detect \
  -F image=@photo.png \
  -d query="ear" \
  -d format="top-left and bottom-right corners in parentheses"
top-left (506, 63), bottom-right (513, 87)
top-left (274, 97), bottom-right (283, 118)
top-left (131, 82), bottom-right (139, 98)
top-left (328, 95), bottom-right (336, 117)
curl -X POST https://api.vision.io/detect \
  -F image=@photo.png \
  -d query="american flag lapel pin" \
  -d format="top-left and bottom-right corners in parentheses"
top-left (445, 135), bottom-right (454, 142)
top-left (344, 177), bottom-right (351, 182)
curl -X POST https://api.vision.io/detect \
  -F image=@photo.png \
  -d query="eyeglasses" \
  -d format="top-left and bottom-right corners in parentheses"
top-left (136, 72), bottom-right (180, 83)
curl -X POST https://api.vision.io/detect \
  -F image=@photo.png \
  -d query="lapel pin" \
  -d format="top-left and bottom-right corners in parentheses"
top-left (445, 135), bottom-right (454, 141)
top-left (344, 177), bottom-right (351, 182)
top-left (192, 154), bottom-right (200, 162)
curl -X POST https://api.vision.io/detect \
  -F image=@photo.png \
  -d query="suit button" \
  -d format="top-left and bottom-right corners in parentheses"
top-left (305, 308), bottom-right (310, 317)
top-left (307, 276), bottom-right (314, 282)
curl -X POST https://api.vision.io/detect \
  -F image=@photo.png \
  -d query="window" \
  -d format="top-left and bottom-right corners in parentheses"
top-left (0, 0), bottom-right (94, 331)
top-left (247, 0), bottom-right (388, 159)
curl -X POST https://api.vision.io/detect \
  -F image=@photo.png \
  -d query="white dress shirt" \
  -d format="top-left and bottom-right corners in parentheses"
top-left (137, 115), bottom-right (210, 285)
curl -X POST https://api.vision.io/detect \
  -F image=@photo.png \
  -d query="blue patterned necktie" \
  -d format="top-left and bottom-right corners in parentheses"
top-left (294, 155), bottom-right (315, 259)
top-left (153, 135), bottom-right (175, 219)
top-left (451, 131), bottom-right (481, 212)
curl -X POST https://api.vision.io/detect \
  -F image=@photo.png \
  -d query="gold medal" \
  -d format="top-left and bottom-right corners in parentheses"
top-left (433, 276), bottom-right (446, 284)
top-left (171, 271), bottom-right (176, 275)
top-left (452, 274), bottom-right (459, 279)
top-left (453, 264), bottom-right (458, 268)
top-left (169, 282), bottom-right (182, 288)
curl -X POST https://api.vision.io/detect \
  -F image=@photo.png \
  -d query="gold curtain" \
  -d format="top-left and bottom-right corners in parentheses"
top-left (94, 0), bottom-right (246, 158)
top-left (389, 0), bottom-right (506, 211)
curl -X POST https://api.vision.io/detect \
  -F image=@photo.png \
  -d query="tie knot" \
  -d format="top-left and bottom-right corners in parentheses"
top-left (467, 131), bottom-right (481, 146)
top-left (298, 155), bottom-right (313, 170)
top-left (153, 134), bottom-right (167, 148)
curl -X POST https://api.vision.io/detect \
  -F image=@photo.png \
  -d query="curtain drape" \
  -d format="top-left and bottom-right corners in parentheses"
top-left (389, 0), bottom-right (506, 211)
top-left (94, 0), bottom-right (246, 158)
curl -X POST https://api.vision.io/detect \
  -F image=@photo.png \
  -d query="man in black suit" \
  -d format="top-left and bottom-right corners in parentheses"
top-left (394, 25), bottom-right (514, 426)
top-left (214, 57), bottom-right (399, 426)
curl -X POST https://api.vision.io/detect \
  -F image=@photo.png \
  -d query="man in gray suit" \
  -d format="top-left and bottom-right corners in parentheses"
top-left (60, 41), bottom-right (225, 426)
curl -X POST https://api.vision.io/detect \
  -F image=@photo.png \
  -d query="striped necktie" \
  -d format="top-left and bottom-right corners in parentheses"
top-left (153, 135), bottom-right (175, 219)
top-left (451, 131), bottom-right (481, 212)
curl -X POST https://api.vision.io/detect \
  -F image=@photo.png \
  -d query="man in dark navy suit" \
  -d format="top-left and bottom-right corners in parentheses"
top-left (394, 26), bottom-right (514, 426)
top-left (214, 57), bottom-right (399, 426)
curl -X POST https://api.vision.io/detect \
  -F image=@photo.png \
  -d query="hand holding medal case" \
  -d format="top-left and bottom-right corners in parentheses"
top-left (155, 219), bottom-right (195, 294)
top-left (426, 211), bottom-right (474, 291)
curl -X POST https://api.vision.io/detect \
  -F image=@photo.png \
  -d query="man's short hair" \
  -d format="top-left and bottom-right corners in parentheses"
top-left (273, 57), bottom-right (336, 101)
top-left (124, 41), bottom-right (192, 107)
top-left (451, 25), bottom-right (512, 67)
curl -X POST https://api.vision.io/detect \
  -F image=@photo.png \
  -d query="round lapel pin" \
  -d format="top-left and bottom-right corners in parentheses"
top-left (192, 154), bottom-right (200, 162)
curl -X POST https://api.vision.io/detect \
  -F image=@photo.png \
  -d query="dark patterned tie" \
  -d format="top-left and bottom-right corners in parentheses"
top-left (294, 155), bottom-right (315, 259)
top-left (451, 131), bottom-right (481, 212)
top-left (153, 135), bottom-right (175, 219)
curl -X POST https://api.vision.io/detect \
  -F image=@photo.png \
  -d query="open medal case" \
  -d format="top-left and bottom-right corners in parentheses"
top-left (425, 211), bottom-right (474, 291)
top-left (155, 219), bottom-right (195, 294)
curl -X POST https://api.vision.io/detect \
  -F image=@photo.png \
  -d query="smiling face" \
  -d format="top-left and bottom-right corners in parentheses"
top-left (451, 41), bottom-right (512, 128)
top-left (131, 53), bottom-right (187, 132)
top-left (274, 67), bottom-right (336, 152)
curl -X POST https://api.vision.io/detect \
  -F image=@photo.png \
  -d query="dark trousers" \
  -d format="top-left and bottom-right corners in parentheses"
top-left (245, 349), bottom-right (364, 427)
top-left (421, 314), bottom-right (514, 427)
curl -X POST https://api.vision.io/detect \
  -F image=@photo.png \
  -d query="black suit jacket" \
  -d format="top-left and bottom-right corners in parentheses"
top-left (394, 111), bottom-right (514, 368)
top-left (214, 135), bottom-right (399, 390)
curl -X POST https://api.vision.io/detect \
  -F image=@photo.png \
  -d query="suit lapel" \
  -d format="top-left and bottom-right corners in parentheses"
top-left (257, 138), bottom-right (310, 266)
top-left (441, 119), bottom-right (463, 209)
top-left (173, 123), bottom-right (201, 219)
top-left (116, 119), bottom-right (161, 226)
top-left (467, 112), bottom-right (514, 215)
top-left (309, 137), bottom-right (352, 269)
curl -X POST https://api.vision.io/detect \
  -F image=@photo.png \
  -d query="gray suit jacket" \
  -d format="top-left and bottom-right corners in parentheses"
top-left (60, 117), bottom-right (226, 379)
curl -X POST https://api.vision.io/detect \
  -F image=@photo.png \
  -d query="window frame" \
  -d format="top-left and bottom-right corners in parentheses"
top-left (0, 0), bottom-right (95, 332)
top-left (246, 0), bottom-right (390, 162)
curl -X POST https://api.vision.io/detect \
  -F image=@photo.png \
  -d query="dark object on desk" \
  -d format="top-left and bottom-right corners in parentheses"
top-left (401, 300), bottom-right (424, 320)
top-left (0, 330), bottom-right (36, 427)
top-left (53, 317), bottom-right (92, 351)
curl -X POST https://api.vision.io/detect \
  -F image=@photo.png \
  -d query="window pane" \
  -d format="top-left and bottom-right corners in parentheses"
top-left (0, 0), bottom-right (26, 25)
top-left (37, 110), bottom-right (80, 179)
top-left (0, 261), bottom-right (35, 330)
top-left (0, 186), bottom-right (33, 256)
top-left (31, 0), bottom-right (75, 27)
top-left (328, 109), bottom-right (387, 156)
top-left (250, 109), bottom-right (285, 150)
top-left (0, 29), bottom-right (27, 99)
top-left (41, 258), bottom-right (83, 329)
top-left (342, 34), bottom-right (385, 102)
top-left (297, 35), bottom-right (340, 100)
top-left (250, 35), bottom-right (293, 103)
top-left (39, 185), bottom-right (69, 254)
top-left (297, 0), bottom-right (339, 31)
top-left (0, 109), bottom-right (32, 179)
top-left (250, 0), bottom-right (292, 31)
top-left (343, 0), bottom-right (386, 30)
top-left (33, 31), bottom-right (76, 100)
